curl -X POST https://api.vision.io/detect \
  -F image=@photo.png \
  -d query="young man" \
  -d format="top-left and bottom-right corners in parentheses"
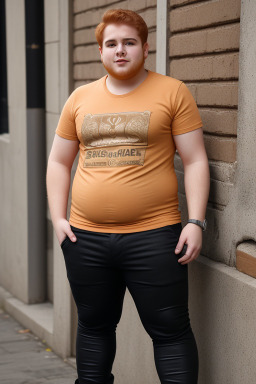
top-left (46, 9), bottom-right (209, 384)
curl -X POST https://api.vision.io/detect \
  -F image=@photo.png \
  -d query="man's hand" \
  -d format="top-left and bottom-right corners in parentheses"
top-left (174, 223), bottom-right (202, 265)
top-left (55, 218), bottom-right (77, 246)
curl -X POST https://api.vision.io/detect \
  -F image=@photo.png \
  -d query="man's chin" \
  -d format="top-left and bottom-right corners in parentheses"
top-left (103, 63), bottom-right (144, 81)
top-left (108, 72), bottom-right (137, 81)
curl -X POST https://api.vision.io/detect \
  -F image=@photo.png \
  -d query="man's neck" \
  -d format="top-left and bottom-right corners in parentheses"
top-left (106, 68), bottom-right (148, 95)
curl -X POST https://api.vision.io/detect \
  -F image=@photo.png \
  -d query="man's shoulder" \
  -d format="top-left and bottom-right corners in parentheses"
top-left (148, 71), bottom-right (182, 88)
top-left (72, 76), bottom-right (105, 97)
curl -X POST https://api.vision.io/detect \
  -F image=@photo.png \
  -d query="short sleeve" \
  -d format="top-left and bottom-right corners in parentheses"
top-left (55, 91), bottom-right (78, 141)
top-left (171, 82), bottom-right (202, 136)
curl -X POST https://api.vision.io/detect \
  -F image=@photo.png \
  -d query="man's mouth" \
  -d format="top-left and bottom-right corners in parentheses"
top-left (115, 59), bottom-right (128, 63)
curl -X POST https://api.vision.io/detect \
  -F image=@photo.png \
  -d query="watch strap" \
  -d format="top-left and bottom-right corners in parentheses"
top-left (188, 219), bottom-right (207, 231)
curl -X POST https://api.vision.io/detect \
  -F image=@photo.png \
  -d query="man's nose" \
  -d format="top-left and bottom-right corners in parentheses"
top-left (116, 43), bottom-right (126, 56)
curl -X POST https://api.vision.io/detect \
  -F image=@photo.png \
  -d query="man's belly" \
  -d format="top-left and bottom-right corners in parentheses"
top-left (70, 172), bottom-right (179, 226)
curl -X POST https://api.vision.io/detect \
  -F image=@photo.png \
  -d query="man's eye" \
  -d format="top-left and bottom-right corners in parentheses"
top-left (107, 43), bottom-right (115, 47)
top-left (126, 42), bottom-right (134, 45)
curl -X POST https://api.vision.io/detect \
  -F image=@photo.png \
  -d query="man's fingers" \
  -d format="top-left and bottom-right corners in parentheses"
top-left (178, 247), bottom-right (200, 264)
top-left (177, 246), bottom-right (192, 263)
top-left (68, 231), bottom-right (77, 242)
top-left (178, 254), bottom-right (191, 264)
top-left (175, 239), bottom-right (186, 254)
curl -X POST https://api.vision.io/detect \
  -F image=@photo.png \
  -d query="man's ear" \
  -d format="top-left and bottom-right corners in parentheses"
top-left (99, 46), bottom-right (103, 61)
top-left (143, 42), bottom-right (149, 60)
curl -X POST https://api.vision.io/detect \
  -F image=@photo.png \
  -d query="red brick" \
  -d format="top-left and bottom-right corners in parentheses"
top-left (169, 23), bottom-right (240, 57)
top-left (208, 178), bottom-right (234, 207)
top-left (74, 28), bottom-right (96, 46)
top-left (204, 135), bottom-right (237, 162)
top-left (148, 31), bottom-right (156, 51)
top-left (74, 0), bottom-right (121, 14)
top-left (73, 45), bottom-right (100, 63)
top-left (208, 160), bottom-right (236, 183)
top-left (170, 53), bottom-right (239, 81)
top-left (74, 8), bottom-right (105, 29)
top-left (74, 63), bottom-right (107, 80)
top-left (170, 0), bottom-right (241, 32)
top-left (199, 108), bottom-right (237, 136)
top-left (170, 0), bottom-right (205, 7)
top-left (186, 82), bottom-right (238, 108)
top-left (145, 52), bottom-right (156, 72)
top-left (128, 0), bottom-right (157, 11)
top-left (74, 80), bottom-right (92, 90)
top-left (137, 8), bottom-right (156, 28)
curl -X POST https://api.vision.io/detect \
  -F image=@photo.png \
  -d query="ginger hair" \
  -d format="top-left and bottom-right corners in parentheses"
top-left (95, 9), bottom-right (148, 47)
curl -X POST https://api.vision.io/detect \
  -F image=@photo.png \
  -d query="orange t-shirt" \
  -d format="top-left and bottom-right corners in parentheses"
top-left (56, 71), bottom-right (202, 233)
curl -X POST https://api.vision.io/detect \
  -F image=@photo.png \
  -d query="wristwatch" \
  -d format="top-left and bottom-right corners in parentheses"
top-left (188, 219), bottom-right (207, 231)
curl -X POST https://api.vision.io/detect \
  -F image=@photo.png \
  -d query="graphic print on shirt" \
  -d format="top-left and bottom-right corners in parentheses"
top-left (81, 111), bottom-right (151, 167)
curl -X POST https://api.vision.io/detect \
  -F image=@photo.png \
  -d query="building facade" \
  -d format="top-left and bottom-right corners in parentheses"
top-left (0, 0), bottom-right (256, 383)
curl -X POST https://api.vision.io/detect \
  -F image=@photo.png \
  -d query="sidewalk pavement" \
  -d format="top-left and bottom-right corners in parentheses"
top-left (0, 308), bottom-right (77, 384)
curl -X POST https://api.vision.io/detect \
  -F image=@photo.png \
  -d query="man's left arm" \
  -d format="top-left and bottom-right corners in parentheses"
top-left (173, 127), bottom-right (210, 265)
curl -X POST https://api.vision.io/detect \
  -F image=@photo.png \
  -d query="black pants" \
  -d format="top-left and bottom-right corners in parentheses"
top-left (61, 223), bottom-right (198, 384)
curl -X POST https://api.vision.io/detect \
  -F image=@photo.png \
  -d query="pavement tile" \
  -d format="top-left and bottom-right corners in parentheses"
top-left (0, 309), bottom-right (77, 384)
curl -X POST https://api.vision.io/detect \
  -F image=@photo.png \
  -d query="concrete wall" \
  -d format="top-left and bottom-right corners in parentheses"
top-left (234, 0), bottom-right (256, 249)
top-left (44, 0), bottom-right (61, 304)
top-left (189, 255), bottom-right (256, 384)
top-left (0, 0), bottom-right (28, 302)
top-left (44, 0), bottom-right (74, 358)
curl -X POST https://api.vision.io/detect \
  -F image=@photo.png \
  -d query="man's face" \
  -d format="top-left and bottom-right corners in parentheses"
top-left (99, 24), bottom-right (149, 80)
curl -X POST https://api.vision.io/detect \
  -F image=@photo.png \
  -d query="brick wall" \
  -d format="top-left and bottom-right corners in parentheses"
top-left (73, 0), bottom-right (157, 89)
top-left (170, 0), bottom-right (241, 211)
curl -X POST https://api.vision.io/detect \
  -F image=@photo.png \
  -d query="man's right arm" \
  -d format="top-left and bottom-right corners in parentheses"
top-left (46, 134), bottom-right (79, 245)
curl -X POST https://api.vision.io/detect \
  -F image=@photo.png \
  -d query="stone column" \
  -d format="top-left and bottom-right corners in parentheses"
top-left (235, 0), bottom-right (256, 244)
top-left (156, 0), bottom-right (168, 75)
top-left (44, 0), bottom-right (73, 357)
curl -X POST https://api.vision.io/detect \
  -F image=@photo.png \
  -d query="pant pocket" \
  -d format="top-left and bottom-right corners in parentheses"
top-left (61, 236), bottom-right (70, 249)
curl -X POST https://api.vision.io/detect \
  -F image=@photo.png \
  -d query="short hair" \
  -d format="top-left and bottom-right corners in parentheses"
top-left (95, 9), bottom-right (148, 47)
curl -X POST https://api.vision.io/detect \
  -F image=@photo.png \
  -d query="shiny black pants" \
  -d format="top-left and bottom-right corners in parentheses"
top-left (61, 223), bottom-right (198, 384)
